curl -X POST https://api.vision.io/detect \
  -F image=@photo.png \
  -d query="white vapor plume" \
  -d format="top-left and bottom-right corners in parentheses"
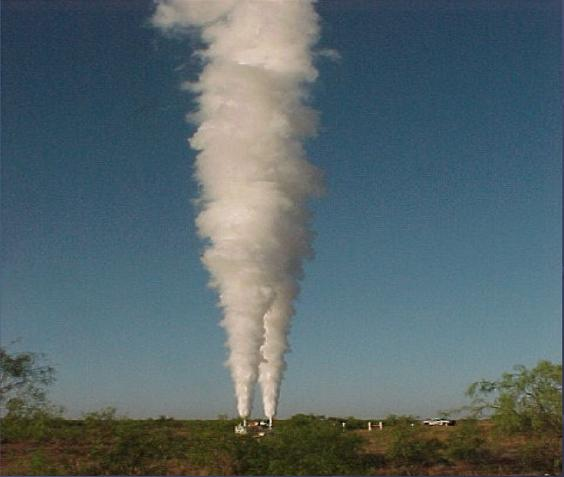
top-left (153, 0), bottom-right (323, 419)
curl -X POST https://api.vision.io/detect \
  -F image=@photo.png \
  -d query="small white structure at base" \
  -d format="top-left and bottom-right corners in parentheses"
top-left (235, 419), bottom-right (272, 436)
top-left (234, 423), bottom-right (247, 435)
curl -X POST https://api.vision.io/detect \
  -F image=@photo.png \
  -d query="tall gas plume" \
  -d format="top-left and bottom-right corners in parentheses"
top-left (152, 0), bottom-right (322, 419)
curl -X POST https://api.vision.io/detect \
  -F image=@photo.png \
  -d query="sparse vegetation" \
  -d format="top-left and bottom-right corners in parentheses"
top-left (0, 350), bottom-right (561, 475)
top-left (444, 419), bottom-right (489, 464)
top-left (1, 415), bottom-right (562, 475)
top-left (385, 419), bottom-right (445, 474)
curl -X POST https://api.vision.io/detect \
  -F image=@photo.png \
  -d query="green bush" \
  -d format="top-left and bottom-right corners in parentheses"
top-left (384, 414), bottom-right (418, 427)
top-left (517, 437), bottom-right (562, 475)
top-left (287, 413), bottom-right (321, 426)
top-left (82, 406), bottom-right (118, 421)
top-left (184, 428), bottom-right (242, 474)
top-left (28, 450), bottom-right (57, 475)
top-left (445, 419), bottom-right (489, 464)
top-left (85, 421), bottom-right (186, 475)
top-left (386, 421), bottom-right (444, 474)
top-left (1, 408), bottom-right (63, 443)
top-left (237, 418), bottom-right (365, 475)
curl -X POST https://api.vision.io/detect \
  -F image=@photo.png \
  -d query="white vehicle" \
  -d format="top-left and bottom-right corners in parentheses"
top-left (422, 418), bottom-right (456, 426)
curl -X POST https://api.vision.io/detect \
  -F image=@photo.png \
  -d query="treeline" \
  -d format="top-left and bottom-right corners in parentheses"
top-left (0, 346), bottom-right (561, 475)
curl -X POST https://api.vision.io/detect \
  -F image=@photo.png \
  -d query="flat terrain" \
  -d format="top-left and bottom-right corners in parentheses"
top-left (1, 417), bottom-right (561, 475)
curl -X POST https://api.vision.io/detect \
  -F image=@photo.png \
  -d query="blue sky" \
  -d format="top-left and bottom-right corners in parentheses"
top-left (2, 0), bottom-right (561, 419)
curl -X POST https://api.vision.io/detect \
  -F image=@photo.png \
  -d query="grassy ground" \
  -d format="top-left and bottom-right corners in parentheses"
top-left (358, 421), bottom-right (489, 452)
top-left (357, 421), bottom-right (560, 475)
top-left (1, 418), bottom-right (561, 475)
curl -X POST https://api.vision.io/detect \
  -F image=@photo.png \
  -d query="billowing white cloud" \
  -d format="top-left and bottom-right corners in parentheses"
top-left (153, 0), bottom-right (322, 419)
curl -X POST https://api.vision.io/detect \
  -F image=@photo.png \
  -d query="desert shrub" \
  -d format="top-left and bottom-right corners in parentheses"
top-left (236, 418), bottom-right (365, 475)
top-left (517, 437), bottom-right (562, 475)
top-left (29, 450), bottom-right (48, 475)
top-left (85, 421), bottom-right (186, 475)
top-left (287, 413), bottom-right (320, 426)
top-left (384, 414), bottom-right (417, 427)
top-left (1, 407), bottom-right (63, 442)
top-left (386, 421), bottom-right (444, 474)
top-left (344, 416), bottom-right (365, 430)
top-left (183, 427), bottom-right (243, 474)
top-left (359, 452), bottom-right (387, 472)
top-left (47, 418), bottom-right (85, 442)
top-left (83, 406), bottom-right (118, 425)
top-left (26, 449), bottom-right (65, 476)
top-left (445, 419), bottom-right (489, 464)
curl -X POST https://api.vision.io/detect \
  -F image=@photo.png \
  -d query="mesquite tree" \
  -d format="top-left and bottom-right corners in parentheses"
top-left (466, 360), bottom-right (562, 436)
top-left (0, 346), bottom-right (56, 417)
